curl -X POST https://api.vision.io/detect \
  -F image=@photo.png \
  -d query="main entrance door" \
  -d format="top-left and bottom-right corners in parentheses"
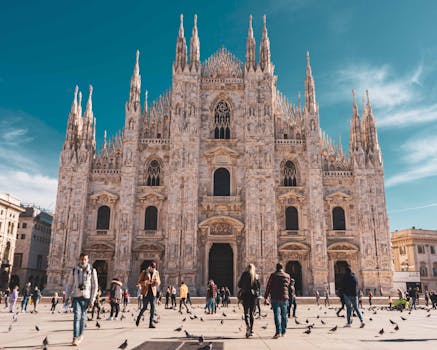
top-left (334, 260), bottom-right (349, 292)
top-left (285, 261), bottom-right (303, 296)
top-left (208, 243), bottom-right (233, 293)
top-left (93, 260), bottom-right (108, 290)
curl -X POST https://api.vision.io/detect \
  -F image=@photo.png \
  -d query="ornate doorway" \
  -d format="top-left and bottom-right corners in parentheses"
top-left (285, 261), bottom-right (303, 296)
top-left (93, 260), bottom-right (108, 290)
top-left (334, 260), bottom-right (349, 291)
top-left (208, 243), bottom-right (233, 292)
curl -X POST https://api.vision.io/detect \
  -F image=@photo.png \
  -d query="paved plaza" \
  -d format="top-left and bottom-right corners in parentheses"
top-left (1, 299), bottom-right (436, 350)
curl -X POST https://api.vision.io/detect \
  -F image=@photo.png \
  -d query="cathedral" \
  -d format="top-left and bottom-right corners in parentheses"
top-left (46, 15), bottom-right (393, 296)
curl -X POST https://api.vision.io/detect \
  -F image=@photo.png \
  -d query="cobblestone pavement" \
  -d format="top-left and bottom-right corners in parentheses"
top-left (1, 301), bottom-right (436, 349)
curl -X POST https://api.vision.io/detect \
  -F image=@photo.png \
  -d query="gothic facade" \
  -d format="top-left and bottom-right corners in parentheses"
top-left (47, 15), bottom-right (393, 295)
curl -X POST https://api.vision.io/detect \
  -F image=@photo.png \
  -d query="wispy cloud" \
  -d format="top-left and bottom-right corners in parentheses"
top-left (325, 59), bottom-right (437, 128)
top-left (385, 132), bottom-right (437, 187)
top-left (0, 108), bottom-right (61, 209)
top-left (389, 202), bottom-right (437, 214)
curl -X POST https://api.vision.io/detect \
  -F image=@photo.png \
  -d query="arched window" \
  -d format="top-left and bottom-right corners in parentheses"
top-left (3, 241), bottom-right (11, 261)
top-left (213, 168), bottom-right (230, 196)
top-left (96, 206), bottom-right (110, 230)
top-left (285, 206), bottom-right (299, 230)
top-left (332, 207), bottom-right (346, 230)
top-left (282, 160), bottom-right (297, 186)
top-left (145, 206), bottom-right (158, 230)
top-left (147, 160), bottom-right (161, 186)
top-left (214, 101), bottom-right (231, 139)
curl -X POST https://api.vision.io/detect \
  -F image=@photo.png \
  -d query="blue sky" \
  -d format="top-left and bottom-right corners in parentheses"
top-left (0, 0), bottom-right (436, 230)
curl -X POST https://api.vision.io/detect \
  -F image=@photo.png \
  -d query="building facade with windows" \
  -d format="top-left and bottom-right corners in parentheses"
top-left (46, 15), bottom-right (392, 295)
top-left (0, 193), bottom-right (25, 290)
top-left (392, 228), bottom-right (437, 292)
top-left (12, 206), bottom-right (53, 289)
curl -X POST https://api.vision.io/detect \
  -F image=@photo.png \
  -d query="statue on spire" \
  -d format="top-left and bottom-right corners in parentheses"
top-left (245, 15), bottom-right (256, 71)
top-left (304, 51), bottom-right (317, 115)
top-left (174, 14), bottom-right (187, 72)
top-left (128, 50), bottom-right (141, 107)
top-left (189, 14), bottom-right (200, 72)
top-left (259, 15), bottom-right (271, 72)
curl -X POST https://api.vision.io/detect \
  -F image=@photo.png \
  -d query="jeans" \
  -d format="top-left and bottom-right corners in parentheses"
top-left (287, 296), bottom-right (297, 317)
top-left (21, 296), bottom-right (30, 311)
top-left (206, 297), bottom-right (215, 313)
top-left (110, 301), bottom-right (120, 318)
top-left (72, 297), bottom-right (90, 338)
top-left (138, 293), bottom-right (155, 324)
top-left (242, 296), bottom-right (256, 331)
top-left (271, 300), bottom-right (289, 335)
top-left (179, 298), bottom-right (189, 312)
top-left (344, 295), bottom-right (363, 324)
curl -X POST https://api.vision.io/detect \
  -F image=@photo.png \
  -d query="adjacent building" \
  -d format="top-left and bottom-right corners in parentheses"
top-left (12, 206), bottom-right (53, 289)
top-left (47, 15), bottom-right (393, 295)
top-left (392, 228), bottom-right (437, 292)
top-left (0, 193), bottom-right (25, 290)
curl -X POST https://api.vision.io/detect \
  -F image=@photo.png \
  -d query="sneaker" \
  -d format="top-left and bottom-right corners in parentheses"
top-left (76, 335), bottom-right (83, 344)
top-left (106, 317), bottom-right (113, 320)
top-left (272, 333), bottom-right (281, 339)
top-left (149, 323), bottom-right (156, 329)
top-left (245, 330), bottom-right (250, 338)
top-left (344, 323), bottom-right (352, 328)
top-left (72, 338), bottom-right (78, 346)
top-left (135, 317), bottom-right (140, 327)
top-left (360, 322), bottom-right (365, 328)
top-left (281, 333), bottom-right (286, 337)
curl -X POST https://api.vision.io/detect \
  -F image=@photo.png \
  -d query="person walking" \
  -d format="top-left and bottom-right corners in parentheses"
top-left (165, 286), bottom-right (170, 309)
top-left (21, 282), bottom-right (32, 312)
top-left (425, 290), bottom-right (430, 307)
top-left (358, 290), bottom-right (363, 309)
top-left (324, 287), bottom-right (330, 307)
top-left (171, 285), bottom-right (177, 309)
top-left (315, 290), bottom-right (320, 306)
top-left (264, 263), bottom-right (291, 339)
top-left (288, 278), bottom-right (297, 318)
top-left (50, 292), bottom-right (59, 314)
top-left (65, 252), bottom-right (98, 346)
top-left (238, 263), bottom-right (260, 338)
top-left (9, 286), bottom-right (18, 313)
top-left (368, 291), bottom-right (373, 306)
top-left (31, 286), bottom-right (41, 312)
top-left (122, 289), bottom-right (129, 312)
top-left (206, 280), bottom-right (217, 314)
top-left (91, 289), bottom-right (102, 320)
top-left (341, 265), bottom-right (365, 328)
top-left (179, 281), bottom-right (190, 313)
top-left (136, 261), bottom-right (161, 328)
top-left (107, 278), bottom-right (122, 320)
top-left (224, 287), bottom-right (231, 308)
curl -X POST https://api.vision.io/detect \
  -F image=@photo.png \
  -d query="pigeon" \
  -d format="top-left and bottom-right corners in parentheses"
top-left (190, 315), bottom-right (196, 320)
top-left (321, 319), bottom-right (326, 325)
top-left (295, 319), bottom-right (301, 325)
top-left (400, 316), bottom-right (407, 321)
top-left (198, 335), bottom-right (204, 344)
top-left (369, 318), bottom-right (373, 321)
top-left (261, 324), bottom-right (268, 330)
top-left (200, 317), bottom-right (205, 322)
top-left (198, 342), bottom-right (212, 350)
top-left (43, 336), bottom-right (49, 346)
top-left (305, 319), bottom-right (309, 324)
top-left (389, 319), bottom-right (397, 325)
top-left (378, 328), bottom-right (384, 335)
top-left (8, 324), bottom-right (12, 332)
top-left (174, 326), bottom-right (183, 332)
top-left (317, 315), bottom-right (320, 319)
top-left (220, 319), bottom-right (224, 325)
top-left (182, 317), bottom-right (186, 322)
top-left (427, 314), bottom-right (431, 318)
top-left (222, 312), bottom-right (227, 317)
top-left (304, 328), bottom-right (311, 334)
top-left (329, 325), bottom-right (337, 332)
top-left (185, 330), bottom-right (194, 338)
top-left (35, 325), bottom-right (40, 331)
top-left (118, 339), bottom-right (128, 349)
top-left (120, 314), bottom-right (125, 321)
top-left (394, 325), bottom-right (399, 331)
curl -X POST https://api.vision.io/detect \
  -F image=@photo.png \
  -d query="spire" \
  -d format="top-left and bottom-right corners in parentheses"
top-left (245, 15), bottom-right (256, 71)
top-left (350, 89), bottom-right (362, 153)
top-left (77, 90), bottom-right (83, 118)
top-left (363, 89), bottom-right (380, 155)
top-left (189, 14), bottom-right (200, 71)
top-left (174, 14), bottom-right (187, 72)
top-left (304, 51), bottom-right (317, 114)
top-left (144, 90), bottom-right (149, 114)
top-left (70, 85), bottom-right (78, 114)
top-left (129, 50), bottom-right (141, 107)
top-left (103, 130), bottom-right (107, 150)
top-left (259, 15), bottom-right (271, 72)
top-left (84, 85), bottom-right (93, 120)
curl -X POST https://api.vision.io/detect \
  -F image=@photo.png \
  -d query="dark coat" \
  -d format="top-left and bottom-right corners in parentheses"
top-left (341, 271), bottom-right (358, 297)
top-left (238, 271), bottom-right (260, 300)
top-left (264, 270), bottom-right (291, 302)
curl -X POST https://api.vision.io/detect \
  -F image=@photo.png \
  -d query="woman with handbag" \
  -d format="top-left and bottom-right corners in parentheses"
top-left (237, 263), bottom-right (260, 338)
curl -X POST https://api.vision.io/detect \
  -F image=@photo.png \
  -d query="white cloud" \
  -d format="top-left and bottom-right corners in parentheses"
top-left (389, 202), bottom-right (437, 214)
top-left (0, 169), bottom-right (57, 210)
top-left (385, 132), bottom-right (437, 187)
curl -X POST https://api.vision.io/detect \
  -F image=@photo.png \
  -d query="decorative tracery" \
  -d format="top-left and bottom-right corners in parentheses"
top-left (282, 160), bottom-right (297, 186)
top-left (146, 160), bottom-right (161, 186)
top-left (214, 101), bottom-right (231, 139)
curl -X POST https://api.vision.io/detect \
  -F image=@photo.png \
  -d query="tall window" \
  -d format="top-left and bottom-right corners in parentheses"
top-left (3, 241), bottom-right (10, 261)
top-left (96, 206), bottom-right (110, 230)
top-left (433, 262), bottom-right (437, 277)
top-left (213, 168), bottom-right (230, 196)
top-left (418, 245), bottom-right (425, 254)
top-left (285, 206), bottom-right (299, 230)
top-left (431, 246), bottom-right (436, 254)
top-left (144, 206), bottom-right (158, 230)
top-left (282, 160), bottom-right (297, 186)
top-left (147, 160), bottom-right (161, 186)
top-left (332, 207), bottom-right (346, 230)
top-left (214, 101), bottom-right (231, 139)
top-left (420, 262), bottom-right (428, 277)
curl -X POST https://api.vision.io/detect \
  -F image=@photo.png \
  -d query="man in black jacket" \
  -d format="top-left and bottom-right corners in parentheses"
top-left (340, 265), bottom-right (365, 328)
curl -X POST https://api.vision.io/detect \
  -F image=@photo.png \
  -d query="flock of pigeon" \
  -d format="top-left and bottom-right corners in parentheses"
top-left (1, 302), bottom-right (435, 349)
